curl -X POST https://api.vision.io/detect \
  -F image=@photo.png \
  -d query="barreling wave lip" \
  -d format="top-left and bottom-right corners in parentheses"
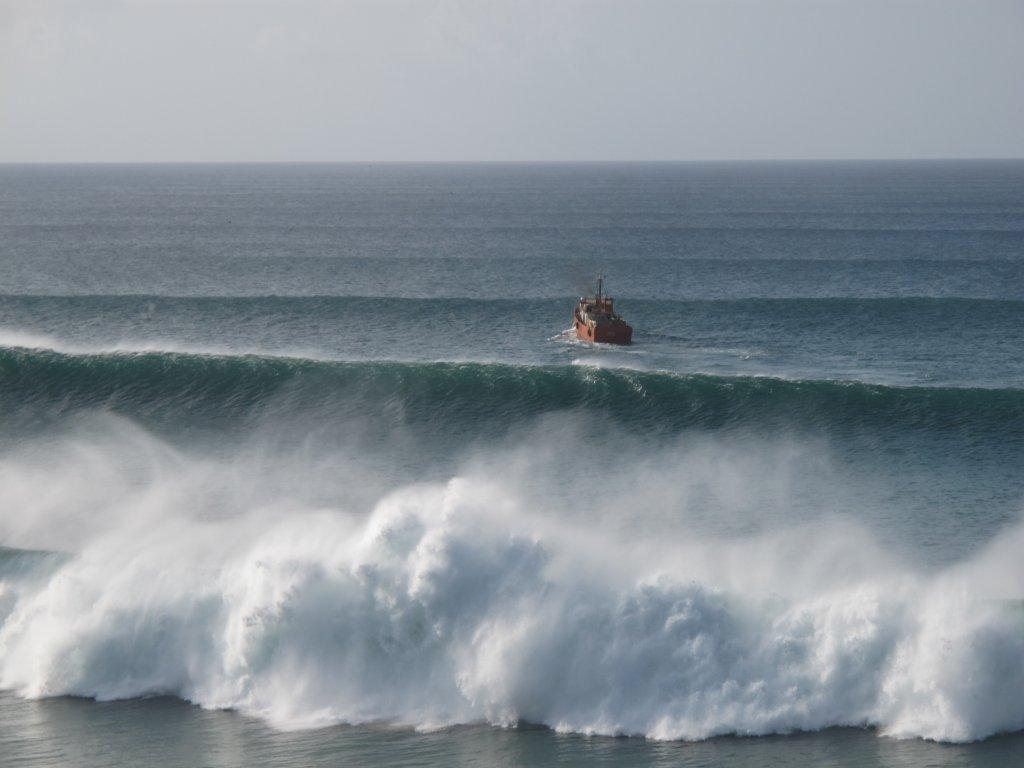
top-left (1, 346), bottom-right (1023, 434)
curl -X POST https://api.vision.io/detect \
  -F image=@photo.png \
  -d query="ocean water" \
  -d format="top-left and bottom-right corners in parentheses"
top-left (0, 161), bottom-right (1022, 767)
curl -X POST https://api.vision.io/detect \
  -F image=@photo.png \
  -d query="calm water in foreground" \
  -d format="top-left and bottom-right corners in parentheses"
top-left (3, 693), bottom-right (1023, 768)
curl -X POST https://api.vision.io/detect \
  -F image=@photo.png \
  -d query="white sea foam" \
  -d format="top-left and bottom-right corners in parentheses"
top-left (0, 423), bottom-right (1021, 742)
top-left (0, 328), bottom-right (65, 351)
top-left (0, 326), bottom-right (331, 362)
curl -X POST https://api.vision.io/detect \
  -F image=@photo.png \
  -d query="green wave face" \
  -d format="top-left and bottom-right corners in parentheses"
top-left (3, 294), bottom-right (1024, 389)
top-left (2, 346), bottom-right (1023, 439)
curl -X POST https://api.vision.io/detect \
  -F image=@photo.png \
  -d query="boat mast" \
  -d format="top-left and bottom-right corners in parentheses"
top-left (597, 274), bottom-right (603, 304)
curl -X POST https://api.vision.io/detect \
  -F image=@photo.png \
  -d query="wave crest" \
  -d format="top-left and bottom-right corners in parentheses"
top-left (3, 346), bottom-right (1022, 437)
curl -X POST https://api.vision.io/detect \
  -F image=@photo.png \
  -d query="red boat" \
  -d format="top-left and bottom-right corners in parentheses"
top-left (573, 275), bottom-right (633, 344)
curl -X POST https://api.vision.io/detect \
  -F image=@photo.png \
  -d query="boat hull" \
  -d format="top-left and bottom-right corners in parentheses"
top-left (574, 318), bottom-right (633, 345)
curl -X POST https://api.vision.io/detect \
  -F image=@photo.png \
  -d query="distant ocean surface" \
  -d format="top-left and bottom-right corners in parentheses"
top-left (0, 162), bottom-right (1022, 767)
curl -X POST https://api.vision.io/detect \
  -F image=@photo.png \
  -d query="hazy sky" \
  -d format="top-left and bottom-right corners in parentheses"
top-left (1, 0), bottom-right (1022, 162)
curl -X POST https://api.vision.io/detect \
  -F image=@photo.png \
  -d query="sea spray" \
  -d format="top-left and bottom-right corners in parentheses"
top-left (1, 471), bottom-right (1021, 741)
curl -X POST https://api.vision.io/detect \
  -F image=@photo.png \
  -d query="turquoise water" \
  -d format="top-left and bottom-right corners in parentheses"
top-left (0, 162), bottom-right (1022, 766)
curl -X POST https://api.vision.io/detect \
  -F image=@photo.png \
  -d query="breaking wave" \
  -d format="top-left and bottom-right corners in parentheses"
top-left (1, 342), bottom-right (1022, 743)
top-left (0, 476), bottom-right (1022, 742)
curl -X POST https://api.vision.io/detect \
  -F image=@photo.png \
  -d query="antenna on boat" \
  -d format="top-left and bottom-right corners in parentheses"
top-left (597, 273), bottom-right (603, 303)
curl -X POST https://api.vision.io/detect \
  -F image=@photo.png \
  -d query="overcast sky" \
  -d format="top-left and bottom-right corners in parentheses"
top-left (1, 0), bottom-right (1022, 162)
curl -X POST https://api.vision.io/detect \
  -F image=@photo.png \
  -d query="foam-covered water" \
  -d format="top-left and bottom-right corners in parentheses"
top-left (2, 457), bottom-right (1023, 742)
top-left (0, 162), bottom-right (1022, 766)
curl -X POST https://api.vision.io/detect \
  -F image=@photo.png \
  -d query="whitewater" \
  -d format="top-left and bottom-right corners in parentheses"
top-left (1, 431), bottom-right (1022, 742)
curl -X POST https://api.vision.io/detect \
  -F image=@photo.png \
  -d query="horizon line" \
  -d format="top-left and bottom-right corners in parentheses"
top-left (2, 157), bottom-right (1023, 166)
